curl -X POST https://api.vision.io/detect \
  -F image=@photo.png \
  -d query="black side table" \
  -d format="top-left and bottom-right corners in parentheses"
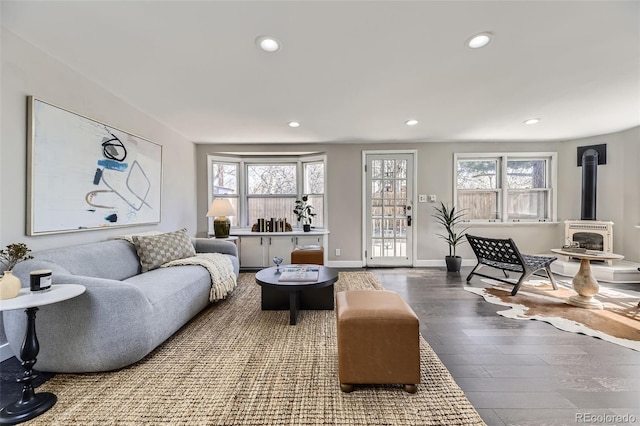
top-left (0, 284), bottom-right (85, 424)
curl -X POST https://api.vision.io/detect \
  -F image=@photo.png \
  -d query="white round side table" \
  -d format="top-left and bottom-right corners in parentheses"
top-left (0, 284), bottom-right (85, 424)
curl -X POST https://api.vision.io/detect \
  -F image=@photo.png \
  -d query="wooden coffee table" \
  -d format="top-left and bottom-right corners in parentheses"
top-left (255, 265), bottom-right (338, 325)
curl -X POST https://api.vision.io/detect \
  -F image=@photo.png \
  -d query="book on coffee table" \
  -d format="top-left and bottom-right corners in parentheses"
top-left (278, 266), bottom-right (320, 282)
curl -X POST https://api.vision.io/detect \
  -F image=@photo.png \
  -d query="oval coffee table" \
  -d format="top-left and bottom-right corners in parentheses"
top-left (255, 265), bottom-right (338, 325)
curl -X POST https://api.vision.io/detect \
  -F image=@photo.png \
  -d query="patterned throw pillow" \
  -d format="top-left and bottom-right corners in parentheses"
top-left (132, 228), bottom-right (196, 272)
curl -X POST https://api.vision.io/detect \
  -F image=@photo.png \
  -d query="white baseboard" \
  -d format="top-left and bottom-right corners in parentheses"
top-left (326, 259), bottom-right (476, 268)
top-left (326, 260), bottom-right (365, 268)
top-left (0, 342), bottom-right (14, 362)
top-left (414, 259), bottom-right (476, 267)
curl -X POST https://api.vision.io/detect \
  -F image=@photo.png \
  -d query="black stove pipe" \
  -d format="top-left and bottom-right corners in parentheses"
top-left (581, 149), bottom-right (598, 220)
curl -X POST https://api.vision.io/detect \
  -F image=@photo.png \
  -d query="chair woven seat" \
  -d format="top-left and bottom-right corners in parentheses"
top-left (466, 234), bottom-right (558, 296)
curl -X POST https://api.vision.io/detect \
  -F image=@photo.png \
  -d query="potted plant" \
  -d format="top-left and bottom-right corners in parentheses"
top-left (293, 195), bottom-right (316, 232)
top-left (432, 202), bottom-right (469, 272)
top-left (0, 243), bottom-right (34, 299)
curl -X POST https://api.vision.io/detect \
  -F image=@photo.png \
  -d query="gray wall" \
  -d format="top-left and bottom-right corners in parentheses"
top-left (196, 128), bottom-right (640, 264)
top-left (0, 29), bottom-right (198, 355)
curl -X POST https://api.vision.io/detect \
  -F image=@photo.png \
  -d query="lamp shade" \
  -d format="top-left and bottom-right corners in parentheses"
top-left (207, 199), bottom-right (235, 238)
top-left (206, 199), bottom-right (236, 217)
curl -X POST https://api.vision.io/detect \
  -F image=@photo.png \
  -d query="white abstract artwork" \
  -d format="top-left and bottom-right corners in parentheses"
top-left (27, 97), bottom-right (162, 235)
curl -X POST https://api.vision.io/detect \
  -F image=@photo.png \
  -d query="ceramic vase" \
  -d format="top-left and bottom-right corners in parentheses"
top-left (0, 270), bottom-right (21, 300)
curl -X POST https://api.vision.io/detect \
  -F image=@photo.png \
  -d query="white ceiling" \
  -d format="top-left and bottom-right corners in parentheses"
top-left (2, 1), bottom-right (639, 144)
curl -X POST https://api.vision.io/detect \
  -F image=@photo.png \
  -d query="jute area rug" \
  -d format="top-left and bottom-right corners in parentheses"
top-left (465, 279), bottom-right (640, 351)
top-left (32, 272), bottom-right (485, 425)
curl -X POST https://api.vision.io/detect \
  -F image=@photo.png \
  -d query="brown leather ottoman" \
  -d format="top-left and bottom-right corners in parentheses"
top-left (336, 290), bottom-right (420, 393)
top-left (291, 247), bottom-right (324, 265)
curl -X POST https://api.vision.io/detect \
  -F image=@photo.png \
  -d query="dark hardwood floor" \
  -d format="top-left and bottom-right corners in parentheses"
top-left (1, 266), bottom-right (639, 425)
top-left (373, 267), bottom-right (640, 426)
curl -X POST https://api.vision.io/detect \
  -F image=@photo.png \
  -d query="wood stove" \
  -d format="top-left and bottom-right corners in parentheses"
top-left (564, 220), bottom-right (614, 254)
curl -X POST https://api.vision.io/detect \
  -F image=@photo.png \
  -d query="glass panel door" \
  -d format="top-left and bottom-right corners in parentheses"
top-left (365, 153), bottom-right (413, 266)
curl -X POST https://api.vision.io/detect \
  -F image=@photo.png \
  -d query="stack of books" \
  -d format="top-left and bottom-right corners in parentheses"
top-left (254, 218), bottom-right (288, 232)
top-left (278, 266), bottom-right (320, 282)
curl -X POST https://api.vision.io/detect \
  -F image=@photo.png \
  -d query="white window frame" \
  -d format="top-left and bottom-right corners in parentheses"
top-left (453, 152), bottom-right (557, 223)
top-left (207, 154), bottom-right (326, 234)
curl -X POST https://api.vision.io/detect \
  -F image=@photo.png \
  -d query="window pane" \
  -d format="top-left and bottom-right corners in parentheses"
top-left (372, 180), bottom-right (383, 198)
top-left (304, 162), bottom-right (324, 194)
top-left (247, 164), bottom-right (296, 194)
top-left (372, 220), bottom-right (382, 238)
top-left (212, 163), bottom-right (238, 195)
top-left (396, 218), bottom-right (407, 238)
top-left (507, 160), bottom-right (546, 189)
top-left (371, 160), bottom-right (382, 179)
top-left (384, 160), bottom-right (395, 178)
top-left (306, 195), bottom-right (324, 227)
top-left (227, 198), bottom-right (238, 226)
top-left (372, 239), bottom-right (382, 256)
top-left (371, 198), bottom-right (383, 217)
top-left (457, 160), bottom-right (498, 189)
top-left (457, 191), bottom-right (500, 220)
top-left (383, 180), bottom-right (394, 197)
top-left (507, 191), bottom-right (548, 220)
top-left (396, 160), bottom-right (407, 179)
top-left (247, 197), bottom-right (296, 226)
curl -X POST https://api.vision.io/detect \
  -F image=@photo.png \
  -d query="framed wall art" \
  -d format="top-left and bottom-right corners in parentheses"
top-left (27, 96), bottom-right (162, 235)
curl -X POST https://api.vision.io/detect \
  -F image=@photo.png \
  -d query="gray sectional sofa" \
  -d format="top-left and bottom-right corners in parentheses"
top-left (3, 237), bottom-right (239, 373)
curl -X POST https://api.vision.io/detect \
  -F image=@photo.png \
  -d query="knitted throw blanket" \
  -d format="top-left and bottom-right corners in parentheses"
top-left (162, 253), bottom-right (237, 302)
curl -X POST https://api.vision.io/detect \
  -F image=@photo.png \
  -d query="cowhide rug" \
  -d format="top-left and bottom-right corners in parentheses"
top-left (464, 279), bottom-right (640, 351)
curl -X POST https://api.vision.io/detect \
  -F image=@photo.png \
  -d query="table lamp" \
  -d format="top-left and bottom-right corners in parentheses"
top-left (207, 199), bottom-right (236, 238)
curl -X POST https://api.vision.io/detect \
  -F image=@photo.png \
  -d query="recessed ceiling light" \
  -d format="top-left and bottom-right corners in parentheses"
top-left (405, 119), bottom-right (418, 126)
top-left (288, 121), bottom-right (300, 128)
top-left (256, 36), bottom-right (281, 53)
top-left (467, 32), bottom-right (493, 49)
top-left (523, 118), bottom-right (541, 125)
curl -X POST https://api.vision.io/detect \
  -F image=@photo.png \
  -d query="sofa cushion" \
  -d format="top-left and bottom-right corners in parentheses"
top-left (132, 229), bottom-right (196, 272)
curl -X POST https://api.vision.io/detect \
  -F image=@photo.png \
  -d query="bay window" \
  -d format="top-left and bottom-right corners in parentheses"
top-left (208, 154), bottom-right (326, 233)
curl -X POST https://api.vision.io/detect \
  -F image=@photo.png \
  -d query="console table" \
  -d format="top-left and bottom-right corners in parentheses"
top-left (0, 284), bottom-right (85, 424)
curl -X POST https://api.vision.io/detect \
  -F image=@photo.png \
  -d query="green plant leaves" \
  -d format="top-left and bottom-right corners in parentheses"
top-left (432, 202), bottom-right (469, 257)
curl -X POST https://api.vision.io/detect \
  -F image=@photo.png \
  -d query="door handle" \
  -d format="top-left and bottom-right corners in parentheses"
top-left (407, 215), bottom-right (412, 226)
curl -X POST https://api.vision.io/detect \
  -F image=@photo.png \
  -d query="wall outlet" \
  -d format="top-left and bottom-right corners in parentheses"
top-left (335, 248), bottom-right (341, 257)
top-left (418, 194), bottom-right (427, 203)
top-left (428, 194), bottom-right (437, 203)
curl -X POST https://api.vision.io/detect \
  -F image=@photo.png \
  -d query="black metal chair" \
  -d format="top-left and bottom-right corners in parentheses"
top-left (466, 234), bottom-right (558, 296)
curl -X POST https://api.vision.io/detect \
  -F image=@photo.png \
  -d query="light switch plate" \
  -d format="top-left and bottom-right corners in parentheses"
top-left (428, 194), bottom-right (437, 203)
top-left (418, 195), bottom-right (427, 203)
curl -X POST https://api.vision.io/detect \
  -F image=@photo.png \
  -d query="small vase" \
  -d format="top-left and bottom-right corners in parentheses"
top-left (303, 224), bottom-right (311, 232)
top-left (0, 270), bottom-right (22, 300)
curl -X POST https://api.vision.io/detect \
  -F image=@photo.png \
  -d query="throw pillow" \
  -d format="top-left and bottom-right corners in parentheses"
top-left (132, 228), bottom-right (196, 272)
